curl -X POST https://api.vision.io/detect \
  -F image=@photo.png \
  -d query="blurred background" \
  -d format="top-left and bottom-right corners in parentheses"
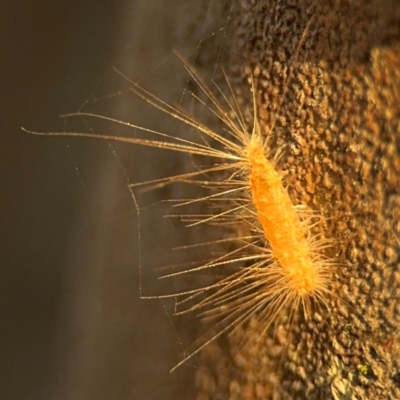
top-left (0, 1), bottom-right (231, 399)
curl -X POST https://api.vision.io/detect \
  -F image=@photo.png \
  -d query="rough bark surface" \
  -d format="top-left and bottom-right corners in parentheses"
top-left (194, 1), bottom-right (400, 399)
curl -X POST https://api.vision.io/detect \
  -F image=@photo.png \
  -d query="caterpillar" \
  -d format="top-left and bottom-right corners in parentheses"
top-left (23, 14), bottom-right (336, 372)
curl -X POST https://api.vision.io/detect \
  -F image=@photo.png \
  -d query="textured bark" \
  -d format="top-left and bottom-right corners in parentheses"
top-left (194, 1), bottom-right (400, 399)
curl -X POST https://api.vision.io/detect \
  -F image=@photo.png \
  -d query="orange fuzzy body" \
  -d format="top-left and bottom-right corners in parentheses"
top-left (248, 139), bottom-right (316, 296)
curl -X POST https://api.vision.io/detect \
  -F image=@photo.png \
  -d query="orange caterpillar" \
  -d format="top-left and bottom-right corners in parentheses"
top-left (23, 67), bottom-right (333, 370)
top-left (23, 17), bottom-right (334, 370)
top-left (248, 134), bottom-right (329, 300)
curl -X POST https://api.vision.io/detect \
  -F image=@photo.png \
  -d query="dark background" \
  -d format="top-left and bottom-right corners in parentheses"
top-left (0, 1), bottom-right (218, 399)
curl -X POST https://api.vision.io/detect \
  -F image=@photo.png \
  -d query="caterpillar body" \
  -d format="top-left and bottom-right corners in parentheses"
top-left (23, 61), bottom-right (335, 370)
